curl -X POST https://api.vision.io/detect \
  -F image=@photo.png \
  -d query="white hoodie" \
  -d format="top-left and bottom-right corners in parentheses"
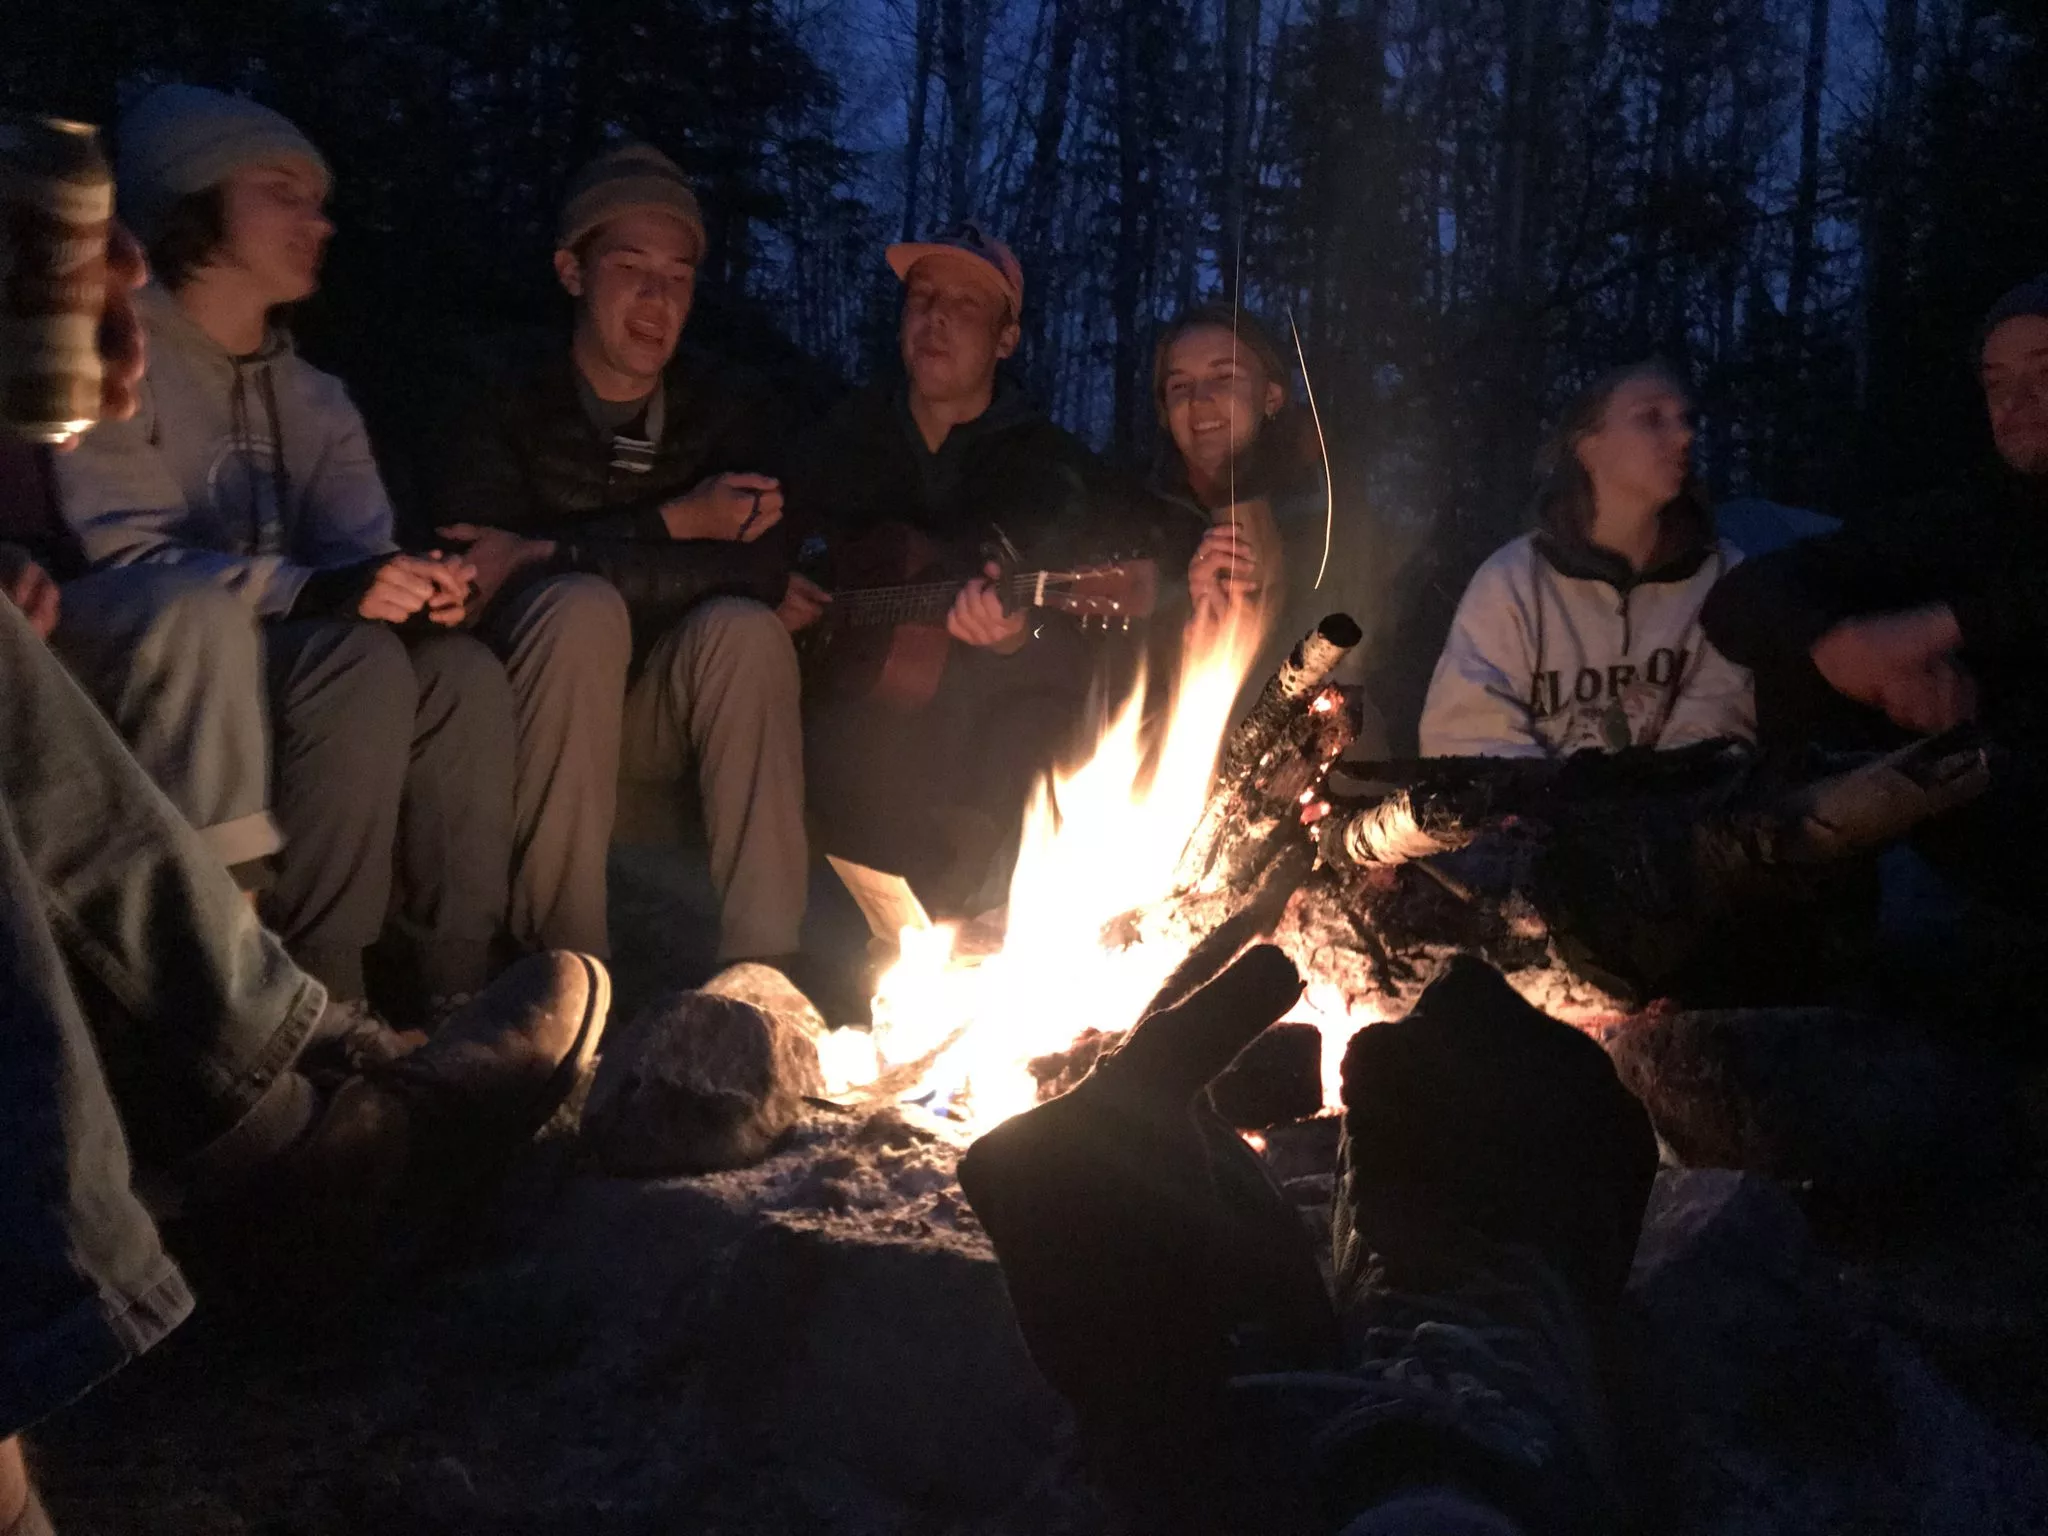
top-left (1420, 530), bottom-right (1755, 758)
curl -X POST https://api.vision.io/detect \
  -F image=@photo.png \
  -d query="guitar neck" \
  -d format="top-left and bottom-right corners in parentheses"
top-left (833, 572), bottom-right (1045, 628)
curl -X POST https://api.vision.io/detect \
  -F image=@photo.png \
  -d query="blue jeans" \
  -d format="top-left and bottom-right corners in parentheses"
top-left (0, 597), bottom-right (325, 1437)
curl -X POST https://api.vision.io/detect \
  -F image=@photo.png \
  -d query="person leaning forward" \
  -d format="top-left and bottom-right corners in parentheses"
top-left (785, 222), bottom-right (1197, 915)
top-left (433, 142), bottom-right (810, 967)
top-left (1701, 274), bottom-right (2048, 917)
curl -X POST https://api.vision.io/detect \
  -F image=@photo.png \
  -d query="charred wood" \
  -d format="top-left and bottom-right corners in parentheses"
top-left (1206, 1022), bottom-right (1323, 1130)
top-left (1173, 613), bottom-right (1361, 898)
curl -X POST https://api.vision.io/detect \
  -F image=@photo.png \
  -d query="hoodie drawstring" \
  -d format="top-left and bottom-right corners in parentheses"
top-left (257, 361), bottom-right (291, 550)
top-left (228, 357), bottom-right (292, 556)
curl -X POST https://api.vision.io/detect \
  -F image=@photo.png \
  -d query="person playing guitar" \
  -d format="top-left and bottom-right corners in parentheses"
top-left (786, 223), bottom-right (1199, 916)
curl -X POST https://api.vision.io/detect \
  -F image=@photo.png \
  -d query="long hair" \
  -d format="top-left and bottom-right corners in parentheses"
top-left (1529, 360), bottom-right (1711, 557)
top-left (1150, 302), bottom-right (1318, 503)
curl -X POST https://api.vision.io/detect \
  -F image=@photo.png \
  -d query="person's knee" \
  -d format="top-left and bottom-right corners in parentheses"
top-left (412, 632), bottom-right (512, 707)
top-left (676, 597), bottom-right (798, 694)
top-left (78, 568), bottom-right (257, 668)
top-left (300, 622), bottom-right (417, 736)
top-left (513, 573), bottom-right (632, 683)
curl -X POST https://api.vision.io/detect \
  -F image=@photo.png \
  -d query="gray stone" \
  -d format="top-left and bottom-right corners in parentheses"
top-left (701, 960), bottom-right (829, 1040)
top-left (1207, 1021), bottom-right (1325, 1129)
top-left (583, 983), bottom-right (826, 1174)
top-left (1607, 1007), bottom-right (2018, 1191)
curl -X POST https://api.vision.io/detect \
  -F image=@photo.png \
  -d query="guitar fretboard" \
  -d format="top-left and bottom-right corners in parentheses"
top-left (832, 573), bottom-right (1048, 628)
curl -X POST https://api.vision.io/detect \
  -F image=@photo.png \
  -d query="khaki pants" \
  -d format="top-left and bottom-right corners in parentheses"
top-left (484, 576), bottom-right (806, 961)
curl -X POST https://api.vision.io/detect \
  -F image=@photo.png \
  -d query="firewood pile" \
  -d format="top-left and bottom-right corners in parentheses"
top-left (1128, 613), bottom-right (1998, 1029)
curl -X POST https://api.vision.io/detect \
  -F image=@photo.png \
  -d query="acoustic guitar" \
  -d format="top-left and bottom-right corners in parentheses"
top-left (804, 522), bottom-right (1158, 710)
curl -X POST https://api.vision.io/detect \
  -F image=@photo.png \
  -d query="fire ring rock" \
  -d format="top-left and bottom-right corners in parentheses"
top-left (583, 966), bottom-right (826, 1174)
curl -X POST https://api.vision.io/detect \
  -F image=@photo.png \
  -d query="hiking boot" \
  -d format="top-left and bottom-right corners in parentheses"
top-left (200, 951), bottom-right (610, 1308)
top-left (371, 951), bottom-right (607, 1136)
top-left (1310, 956), bottom-right (1657, 1535)
top-left (1336, 955), bottom-right (1657, 1311)
top-left (960, 945), bottom-right (1336, 1525)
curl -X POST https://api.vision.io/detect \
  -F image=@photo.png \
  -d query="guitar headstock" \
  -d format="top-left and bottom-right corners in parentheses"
top-left (1039, 559), bottom-right (1159, 627)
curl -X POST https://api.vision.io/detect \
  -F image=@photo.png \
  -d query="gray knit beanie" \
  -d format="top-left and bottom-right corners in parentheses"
top-left (1982, 273), bottom-right (2048, 350)
top-left (117, 84), bottom-right (330, 248)
top-left (556, 142), bottom-right (704, 257)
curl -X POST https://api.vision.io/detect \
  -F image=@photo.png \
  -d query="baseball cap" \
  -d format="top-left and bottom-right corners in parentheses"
top-left (886, 220), bottom-right (1024, 316)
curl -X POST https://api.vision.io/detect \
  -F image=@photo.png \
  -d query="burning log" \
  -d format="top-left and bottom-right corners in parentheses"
top-left (1171, 612), bottom-right (1362, 899)
top-left (1206, 1022), bottom-right (1324, 1129)
top-left (1289, 732), bottom-right (2002, 1015)
top-left (1316, 732), bottom-right (1995, 877)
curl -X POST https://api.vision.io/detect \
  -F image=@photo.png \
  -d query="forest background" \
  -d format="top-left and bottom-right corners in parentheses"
top-left (6, 0), bottom-right (2047, 737)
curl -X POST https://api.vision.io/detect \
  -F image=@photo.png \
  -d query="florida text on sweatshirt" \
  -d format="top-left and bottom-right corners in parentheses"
top-left (1420, 530), bottom-right (1755, 758)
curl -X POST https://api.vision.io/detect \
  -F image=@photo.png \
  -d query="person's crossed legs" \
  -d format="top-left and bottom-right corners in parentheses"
top-left (1, 595), bottom-right (608, 1533)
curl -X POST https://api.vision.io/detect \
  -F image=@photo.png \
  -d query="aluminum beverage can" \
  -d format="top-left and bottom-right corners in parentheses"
top-left (0, 116), bottom-right (112, 444)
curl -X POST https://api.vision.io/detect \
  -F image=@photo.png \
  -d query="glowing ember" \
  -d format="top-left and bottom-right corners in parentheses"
top-left (856, 604), bottom-right (1371, 1133)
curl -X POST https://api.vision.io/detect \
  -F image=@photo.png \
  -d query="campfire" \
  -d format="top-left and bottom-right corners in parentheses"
top-left (809, 583), bottom-right (2002, 1147)
top-left (842, 604), bottom-right (1374, 1135)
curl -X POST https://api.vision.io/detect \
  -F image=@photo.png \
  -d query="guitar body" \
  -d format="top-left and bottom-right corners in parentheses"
top-left (802, 519), bottom-right (1161, 711)
top-left (808, 523), bottom-right (964, 711)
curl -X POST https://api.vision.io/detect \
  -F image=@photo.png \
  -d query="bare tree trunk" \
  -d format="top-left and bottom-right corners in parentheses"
top-left (1020, 0), bottom-right (1081, 248)
top-left (1112, 0), bottom-right (1150, 455)
top-left (1220, 0), bottom-right (1257, 296)
top-left (1487, 0), bottom-right (1549, 516)
top-left (1493, 0), bottom-right (1541, 304)
top-left (1632, 0), bottom-right (1686, 351)
top-left (1712, 49), bottom-right (1749, 495)
top-left (940, 0), bottom-right (987, 221)
top-left (902, 0), bottom-right (936, 240)
top-left (1857, 0), bottom-right (1919, 411)
top-left (1786, 0), bottom-right (1829, 335)
top-left (1017, 0), bottom-right (1082, 397)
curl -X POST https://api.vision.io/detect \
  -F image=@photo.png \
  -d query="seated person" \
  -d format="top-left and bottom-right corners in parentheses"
top-left (4, 417), bottom-right (282, 894)
top-left (434, 141), bottom-right (809, 968)
top-left (786, 222), bottom-right (1195, 913)
top-left (56, 85), bottom-right (514, 1023)
top-left (1155, 302), bottom-right (1391, 756)
top-left (1420, 362), bottom-right (1754, 757)
top-left (3, 207), bottom-right (607, 1536)
top-left (1701, 274), bottom-right (2048, 915)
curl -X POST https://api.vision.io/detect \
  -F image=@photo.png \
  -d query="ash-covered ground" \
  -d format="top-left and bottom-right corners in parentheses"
top-left (28, 849), bottom-right (2048, 1534)
top-left (34, 1090), bottom-right (2048, 1536)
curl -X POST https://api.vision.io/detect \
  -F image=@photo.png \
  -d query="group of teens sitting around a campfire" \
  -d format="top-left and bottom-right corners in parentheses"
top-left (6, 82), bottom-right (2048, 1536)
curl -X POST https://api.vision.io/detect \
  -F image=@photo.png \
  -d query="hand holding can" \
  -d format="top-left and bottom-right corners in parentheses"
top-left (0, 115), bottom-right (113, 446)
